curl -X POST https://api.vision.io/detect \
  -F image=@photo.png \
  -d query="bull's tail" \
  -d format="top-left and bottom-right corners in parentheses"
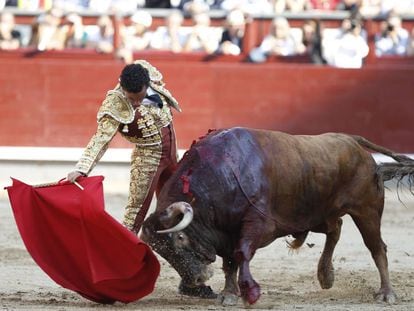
top-left (377, 162), bottom-right (414, 182)
top-left (352, 135), bottom-right (414, 182)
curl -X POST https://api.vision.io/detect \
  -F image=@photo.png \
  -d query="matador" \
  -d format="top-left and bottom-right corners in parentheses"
top-left (67, 60), bottom-right (181, 233)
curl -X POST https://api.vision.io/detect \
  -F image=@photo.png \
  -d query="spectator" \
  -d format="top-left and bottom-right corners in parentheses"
top-left (248, 16), bottom-right (303, 62)
top-left (123, 10), bottom-right (153, 51)
top-left (88, 0), bottom-right (114, 13)
top-left (53, 0), bottom-right (89, 11)
top-left (382, 0), bottom-right (414, 15)
top-left (182, 0), bottom-right (210, 15)
top-left (359, 0), bottom-right (413, 17)
top-left (88, 0), bottom-right (145, 12)
top-left (309, 0), bottom-right (340, 10)
top-left (216, 9), bottom-right (246, 56)
top-left (272, 0), bottom-right (311, 13)
top-left (145, 0), bottom-right (172, 8)
top-left (118, 10), bottom-right (153, 63)
top-left (324, 18), bottom-right (369, 68)
top-left (299, 19), bottom-right (326, 64)
top-left (179, 0), bottom-right (223, 10)
top-left (359, 0), bottom-right (382, 16)
top-left (0, 11), bottom-right (21, 50)
top-left (59, 12), bottom-right (87, 49)
top-left (150, 9), bottom-right (186, 52)
top-left (407, 27), bottom-right (414, 56)
top-left (29, 8), bottom-right (64, 51)
top-left (183, 9), bottom-right (221, 53)
top-left (85, 15), bottom-right (114, 53)
top-left (360, 1), bottom-right (414, 17)
top-left (4, 0), bottom-right (17, 7)
top-left (272, 0), bottom-right (286, 13)
top-left (220, 0), bottom-right (273, 14)
top-left (375, 13), bottom-right (409, 56)
top-left (5, 0), bottom-right (51, 8)
top-left (336, 0), bottom-right (361, 11)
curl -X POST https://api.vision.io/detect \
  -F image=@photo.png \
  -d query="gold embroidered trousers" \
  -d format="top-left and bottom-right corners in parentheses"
top-left (123, 125), bottom-right (177, 233)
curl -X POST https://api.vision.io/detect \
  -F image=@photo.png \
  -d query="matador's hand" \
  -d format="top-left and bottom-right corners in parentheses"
top-left (67, 171), bottom-right (84, 183)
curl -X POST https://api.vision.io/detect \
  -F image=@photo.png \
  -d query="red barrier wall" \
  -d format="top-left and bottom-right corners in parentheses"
top-left (1, 57), bottom-right (414, 152)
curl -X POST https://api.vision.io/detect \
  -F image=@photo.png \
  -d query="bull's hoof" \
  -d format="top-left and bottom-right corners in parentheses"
top-left (240, 280), bottom-right (261, 305)
top-left (178, 281), bottom-right (218, 299)
top-left (374, 287), bottom-right (397, 304)
top-left (317, 263), bottom-right (334, 289)
top-left (217, 292), bottom-right (239, 306)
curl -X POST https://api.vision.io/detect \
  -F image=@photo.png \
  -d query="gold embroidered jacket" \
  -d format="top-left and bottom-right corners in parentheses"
top-left (75, 60), bottom-right (179, 175)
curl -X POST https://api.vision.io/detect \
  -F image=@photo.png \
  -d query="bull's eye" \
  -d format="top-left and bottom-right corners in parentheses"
top-left (173, 232), bottom-right (189, 248)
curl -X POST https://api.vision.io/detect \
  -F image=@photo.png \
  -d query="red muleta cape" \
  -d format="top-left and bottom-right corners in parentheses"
top-left (5, 175), bottom-right (160, 304)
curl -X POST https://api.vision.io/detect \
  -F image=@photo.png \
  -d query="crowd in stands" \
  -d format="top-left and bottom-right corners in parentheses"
top-left (2, 0), bottom-right (414, 17)
top-left (1, 0), bottom-right (414, 68)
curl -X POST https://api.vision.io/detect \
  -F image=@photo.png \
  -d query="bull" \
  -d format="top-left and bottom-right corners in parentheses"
top-left (140, 127), bottom-right (414, 306)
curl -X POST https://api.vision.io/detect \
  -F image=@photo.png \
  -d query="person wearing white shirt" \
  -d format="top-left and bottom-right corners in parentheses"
top-left (326, 19), bottom-right (369, 68)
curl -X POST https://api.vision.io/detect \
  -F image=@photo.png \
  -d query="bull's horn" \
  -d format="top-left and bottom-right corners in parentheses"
top-left (157, 202), bottom-right (193, 234)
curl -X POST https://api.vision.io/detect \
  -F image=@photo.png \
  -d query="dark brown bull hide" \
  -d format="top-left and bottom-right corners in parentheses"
top-left (141, 127), bottom-right (414, 306)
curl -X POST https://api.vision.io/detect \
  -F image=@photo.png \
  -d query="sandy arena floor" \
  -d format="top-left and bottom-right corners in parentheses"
top-left (1, 184), bottom-right (413, 311)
